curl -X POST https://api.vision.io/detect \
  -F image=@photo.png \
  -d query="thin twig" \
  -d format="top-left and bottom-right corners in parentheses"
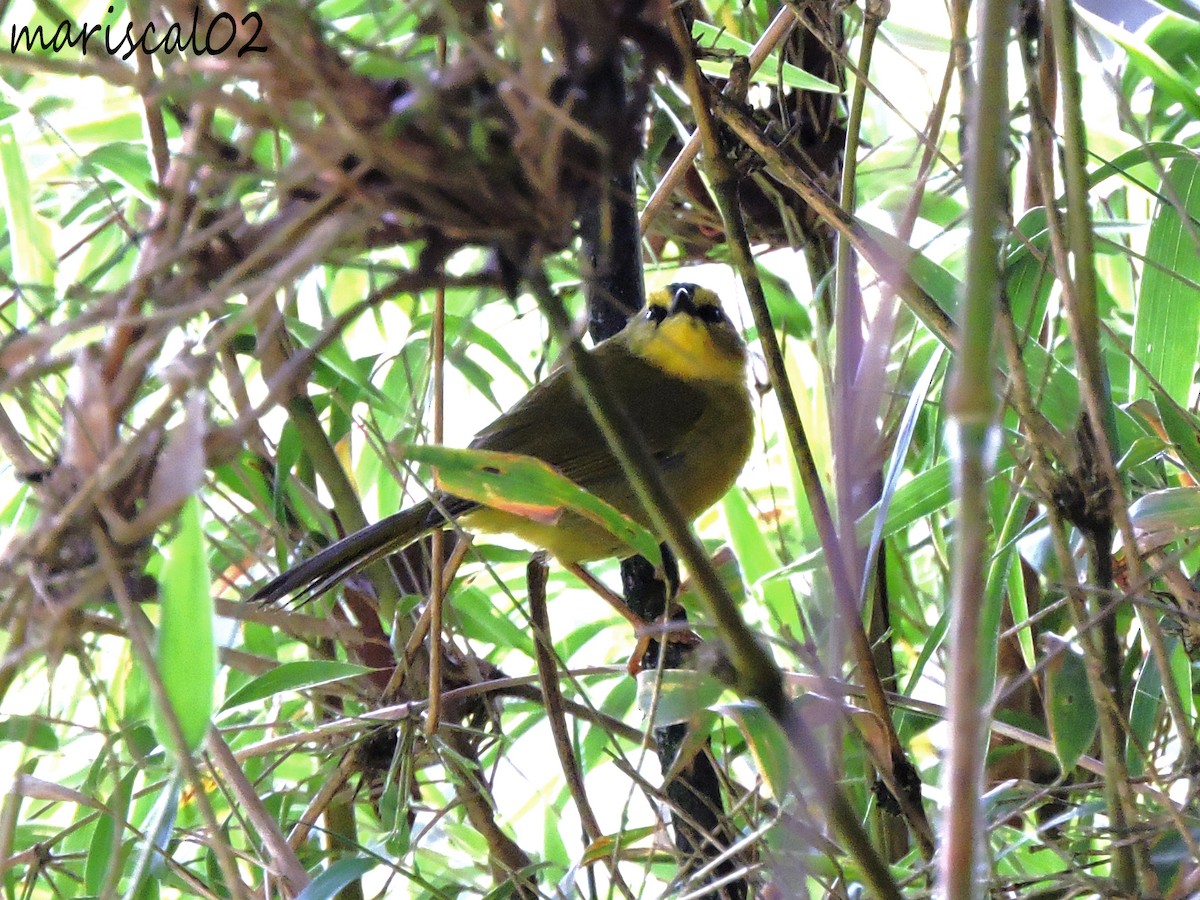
top-left (1046, 0), bottom-right (1154, 885)
top-left (528, 555), bottom-right (634, 899)
top-left (204, 730), bottom-right (309, 892)
top-left (427, 283), bottom-right (448, 733)
top-left (666, 3), bottom-right (934, 862)
top-left (640, 5), bottom-right (800, 230)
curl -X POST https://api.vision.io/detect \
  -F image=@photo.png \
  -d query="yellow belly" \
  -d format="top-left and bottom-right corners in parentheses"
top-left (463, 506), bottom-right (633, 562)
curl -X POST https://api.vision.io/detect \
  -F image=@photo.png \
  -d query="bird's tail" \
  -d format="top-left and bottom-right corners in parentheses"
top-left (253, 498), bottom-right (451, 605)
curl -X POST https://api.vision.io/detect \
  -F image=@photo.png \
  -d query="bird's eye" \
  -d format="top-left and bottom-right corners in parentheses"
top-left (644, 305), bottom-right (668, 324)
top-left (697, 305), bottom-right (725, 324)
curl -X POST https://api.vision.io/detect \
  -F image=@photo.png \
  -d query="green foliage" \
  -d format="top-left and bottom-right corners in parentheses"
top-left (4, 1), bottom-right (1200, 898)
top-left (1042, 636), bottom-right (1099, 774)
top-left (154, 495), bottom-right (216, 758)
top-left (1132, 154), bottom-right (1200, 403)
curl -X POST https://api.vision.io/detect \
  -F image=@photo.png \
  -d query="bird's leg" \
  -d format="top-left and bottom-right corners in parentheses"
top-left (659, 547), bottom-right (681, 599)
top-left (566, 562), bottom-right (645, 629)
top-left (569, 555), bottom-right (698, 675)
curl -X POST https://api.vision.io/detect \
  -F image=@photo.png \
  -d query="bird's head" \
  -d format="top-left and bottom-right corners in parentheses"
top-left (622, 283), bottom-right (747, 384)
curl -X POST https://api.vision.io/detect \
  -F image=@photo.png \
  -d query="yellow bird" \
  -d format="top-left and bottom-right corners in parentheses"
top-left (254, 283), bottom-right (754, 604)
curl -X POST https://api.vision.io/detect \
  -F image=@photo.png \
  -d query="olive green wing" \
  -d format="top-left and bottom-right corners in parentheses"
top-left (469, 343), bottom-right (708, 490)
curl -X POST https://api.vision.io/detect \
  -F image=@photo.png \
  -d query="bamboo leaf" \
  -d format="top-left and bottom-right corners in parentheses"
top-left (1132, 155), bottom-right (1200, 403)
top-left (154, 495), bottom-right (215, 759)
top-left (407, 444), bottom-right (662, 564)
top-left (1041, 636), bottom-right (1098, 774)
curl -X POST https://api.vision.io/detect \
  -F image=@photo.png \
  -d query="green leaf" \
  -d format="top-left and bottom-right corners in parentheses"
top-left (1121, 13), bottom-right (1200, 131)
top-left (636, 668), bottom-right (725, 729)
top-left (1006, 551), bottom-right (1035, 675)
top-left (0, 124), bottom-right (55, 297)
top-left (719, 700), bottom-right (790, 798)
top-left (413, 312), bottom-right (533, 388)
top-left (674, 544), bottom-right (748, 621)
top-left (981, 493), bottom-right (1032, 705)
top-left (1148, 825), bottom-right (1200, 895)
top-left (1004, 208), bottom-right (1056, 341)
top-left (1127, 637), bottom-right (1176, 778)
top-left (772, 456), bottom-right (993, 585)
top-left (1132, 154), bottom-right (1200, 403)
top-left (1085, 142), bottom-right (1195, 193)
top-left (865, 224), bottom-right (1153, 435)
top-left (1172, 633), bottom-right (1193, 722)
top-left (0, 715), bottom-right (58, 750)
top-left (760, 269), bottom-right (813, 339)
top-left (1153, 387), bottom-right (1200, 481)
top-left (898, 611), bottom-right (949, 743)
top-left (580, 825), bottom-right (658, 866)
top-left (1152, 0), bottom-right (1200, 24)
top-left (872, 460), bottom-right (953, 541)
top-left (863, 344), bottom-right (945, 598)
top-left (721, 489), bottom-right (800, 635)
top-left (661, 710), bottom-right (722, 786)
top-left (1083, 10), bottom-right (1200, 121)
top-left (1041, 636), bottom-right (1098, 773)
top-left (221, 660), bottom-right (375, 711)
top-left (154, 495), bottom-right (215, 759)
top-left (453, 352), bottom-right (504, 410)
top-left (881, 19), bottom-right (952, 52)
top-left (85, 768), bottom-right (137, 895)
top-left (128, 776), bottom-right (181, 891)
top-left (295, 857), bottom-right (376, 900)
top-left (1117, 432), bottom-right (1171, 473)
top-left (287, 319), bottom-right (405, 420)
top-left (861, 225), bottom-right (962, 342)
top-left (581, 677), bottom-right (636, 770)
top-left (451, 586), bottom-right (536, 659)
top-left (79, 142), bottom-right (154, 202)
top-left (406, 444), bottom-right (661, 564)
top-left (1129, 487), bottom-right (1200, 548)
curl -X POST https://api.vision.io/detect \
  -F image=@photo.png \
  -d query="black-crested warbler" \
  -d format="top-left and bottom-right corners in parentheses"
top-left (254, 283), bottom-right (753, 604)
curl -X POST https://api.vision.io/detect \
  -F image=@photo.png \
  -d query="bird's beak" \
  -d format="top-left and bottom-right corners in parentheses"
top-left (670, 286), bottom-right (698, 317)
